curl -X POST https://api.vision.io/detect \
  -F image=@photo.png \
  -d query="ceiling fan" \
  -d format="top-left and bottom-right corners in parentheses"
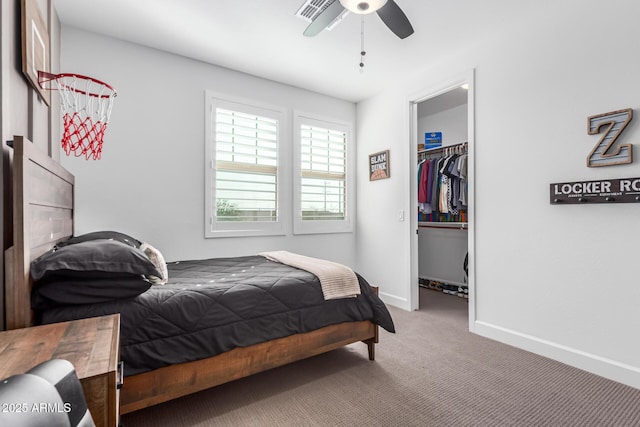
top-left (304, 0), bottom-right (414, 39)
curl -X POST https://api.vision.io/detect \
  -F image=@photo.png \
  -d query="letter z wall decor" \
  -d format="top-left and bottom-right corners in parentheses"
top-left (587, 108), bottom-right (633, 167)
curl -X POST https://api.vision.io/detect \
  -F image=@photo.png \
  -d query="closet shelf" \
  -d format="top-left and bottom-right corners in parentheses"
top-left (419, 222), bottom-right (467, 230)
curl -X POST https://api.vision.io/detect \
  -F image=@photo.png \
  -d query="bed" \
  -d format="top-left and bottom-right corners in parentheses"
top-left (4, 136), bottom-right (395, 414)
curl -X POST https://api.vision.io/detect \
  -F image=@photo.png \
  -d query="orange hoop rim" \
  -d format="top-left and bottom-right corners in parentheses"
top-left (38, 71), bottom-right (117, 99)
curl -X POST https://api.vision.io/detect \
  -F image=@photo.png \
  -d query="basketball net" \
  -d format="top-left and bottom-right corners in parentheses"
top-left (39, 72), bottom-right (117, 160)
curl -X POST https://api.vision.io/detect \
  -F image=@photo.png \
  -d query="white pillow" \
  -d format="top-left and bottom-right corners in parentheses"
top-left (140, 242), bottom-right (169, 285)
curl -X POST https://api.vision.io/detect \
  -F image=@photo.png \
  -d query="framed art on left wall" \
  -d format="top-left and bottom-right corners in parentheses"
top-left (369, 150), bottom-right (390, 181)
top-left (21, 0), bottom-right (50, 106)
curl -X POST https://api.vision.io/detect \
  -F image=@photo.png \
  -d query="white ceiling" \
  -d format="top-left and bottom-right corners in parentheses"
top-left (52, 0), bottom-right (543, 103)
top-left (418, 87), bottom-right (468, 116)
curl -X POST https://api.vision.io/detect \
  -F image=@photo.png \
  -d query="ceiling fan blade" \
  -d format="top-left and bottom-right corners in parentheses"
top-left (376, 0), bottom-right (414, 39)
top-left (303, 0), bottom-right (345, 37)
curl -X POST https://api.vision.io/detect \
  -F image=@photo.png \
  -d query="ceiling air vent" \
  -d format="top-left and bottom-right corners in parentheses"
top-left (295, 0), bottom-right (348, 30)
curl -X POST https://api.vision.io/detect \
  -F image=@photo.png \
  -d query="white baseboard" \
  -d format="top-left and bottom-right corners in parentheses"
top-left (473, 320), bottom-right (640, 390)
top-left (379, 291), bottom-right (410, 311)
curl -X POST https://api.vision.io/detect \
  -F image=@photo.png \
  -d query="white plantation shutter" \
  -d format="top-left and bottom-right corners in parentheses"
top-left (300, 124), bottom-right (346, 220)
top-left (294, 113), bottom-right (354, 234)
top-left (215, 108), bottom-right (278, 222)
top-left (205, 94), bottom-right (285, 237)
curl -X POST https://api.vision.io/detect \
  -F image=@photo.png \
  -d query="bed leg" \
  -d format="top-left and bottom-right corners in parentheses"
top-left (365, 339), bottom-right (375, 361)
top-left (363, 322), bottom-right (379, 361)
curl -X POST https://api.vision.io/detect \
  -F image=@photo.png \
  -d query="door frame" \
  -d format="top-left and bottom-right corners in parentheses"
top-left (408, 69), bottom-right (476, 332)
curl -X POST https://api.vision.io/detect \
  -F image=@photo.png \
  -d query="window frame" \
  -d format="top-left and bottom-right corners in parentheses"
top-left (205, 92), bottom-right (289, 238)
top-left (293, 111), bottom-right (355, 235)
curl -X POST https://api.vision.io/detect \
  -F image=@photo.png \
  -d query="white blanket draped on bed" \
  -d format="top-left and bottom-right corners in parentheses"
top-left (259, 251), bottom-right (361, 300)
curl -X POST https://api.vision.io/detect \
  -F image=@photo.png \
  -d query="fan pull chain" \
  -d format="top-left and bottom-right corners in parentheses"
top-left (359, 15), bottom-right (366, 70)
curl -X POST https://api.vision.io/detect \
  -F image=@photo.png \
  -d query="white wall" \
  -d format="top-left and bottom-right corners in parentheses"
top-left (59, 28), bottom-right (358, 266)
top-left (356, 0), bottom-right (640, 389)
top-left (418, 104), bottom-right (468, 147)
top-left (418, 227), bottom-right (467, 285)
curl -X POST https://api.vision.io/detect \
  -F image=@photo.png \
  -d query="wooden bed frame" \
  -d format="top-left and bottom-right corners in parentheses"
top-left (4, 136), bottom-right (379, 414)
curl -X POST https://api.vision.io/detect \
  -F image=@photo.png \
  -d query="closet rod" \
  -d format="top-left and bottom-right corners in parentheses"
top-left (418, 141), bottom-right (467, 157)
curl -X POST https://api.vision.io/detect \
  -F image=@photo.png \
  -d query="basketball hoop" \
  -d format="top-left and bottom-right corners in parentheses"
top-left (38, 71), bottom-right (117, 160)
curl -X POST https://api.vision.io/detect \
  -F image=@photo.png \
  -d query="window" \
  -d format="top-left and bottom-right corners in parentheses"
top-left (205, 93), bottom-right (287, 237)
top-left (294, 112), bottom-right (354, 234)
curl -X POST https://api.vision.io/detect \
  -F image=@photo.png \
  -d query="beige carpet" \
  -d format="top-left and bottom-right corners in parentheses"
top-left (122, 289), bottom-right (640, 426)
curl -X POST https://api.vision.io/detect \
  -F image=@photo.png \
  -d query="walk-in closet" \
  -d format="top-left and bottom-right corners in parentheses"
top-left (416, 87), bottom-right (469, 303)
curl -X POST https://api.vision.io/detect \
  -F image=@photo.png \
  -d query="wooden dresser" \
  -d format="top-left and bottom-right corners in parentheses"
top-left (0, 314), bottom-right (121, 427)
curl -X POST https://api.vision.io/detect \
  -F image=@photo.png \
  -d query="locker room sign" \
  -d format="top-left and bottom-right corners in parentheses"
top-left (550, 177), bottom-right (640, 204)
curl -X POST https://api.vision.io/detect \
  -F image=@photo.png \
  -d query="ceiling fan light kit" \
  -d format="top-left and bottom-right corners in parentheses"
top-left (303, 0), bottom-right (414, 40)
top-left (302, 0), bottom-right (414, 68)
top-left (339, 0), bottom-right (388, 14)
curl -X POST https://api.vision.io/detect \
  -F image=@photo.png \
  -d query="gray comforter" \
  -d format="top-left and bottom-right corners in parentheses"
top-left (39, 255), bottom-right (395, 376)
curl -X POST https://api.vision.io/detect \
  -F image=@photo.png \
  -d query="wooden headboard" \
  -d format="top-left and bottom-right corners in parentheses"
top-left (5, 136), bottom-right (75, 330)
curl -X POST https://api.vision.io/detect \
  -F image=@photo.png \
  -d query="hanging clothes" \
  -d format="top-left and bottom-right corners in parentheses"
top-left (418, 159), bottom-right (431, 213)
top-left (417, 143), bottom-right (468, 223)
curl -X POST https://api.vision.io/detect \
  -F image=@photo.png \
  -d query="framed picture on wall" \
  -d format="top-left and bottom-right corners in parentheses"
top-left (21, 0), bottom-right (51, 106)
top-left (369, 150), bottom-right (390, 181)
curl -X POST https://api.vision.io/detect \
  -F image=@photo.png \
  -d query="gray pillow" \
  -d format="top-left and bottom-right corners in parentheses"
top-left (55, 230), bottom-right (142, 249)
top-left (31, 274), bottom-right (152, 308)
top-left (31, 239), bottom-right (160, 281)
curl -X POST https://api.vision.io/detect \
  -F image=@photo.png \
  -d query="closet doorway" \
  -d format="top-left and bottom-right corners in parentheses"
top-left (409, 71), bottom-right (475, 330)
